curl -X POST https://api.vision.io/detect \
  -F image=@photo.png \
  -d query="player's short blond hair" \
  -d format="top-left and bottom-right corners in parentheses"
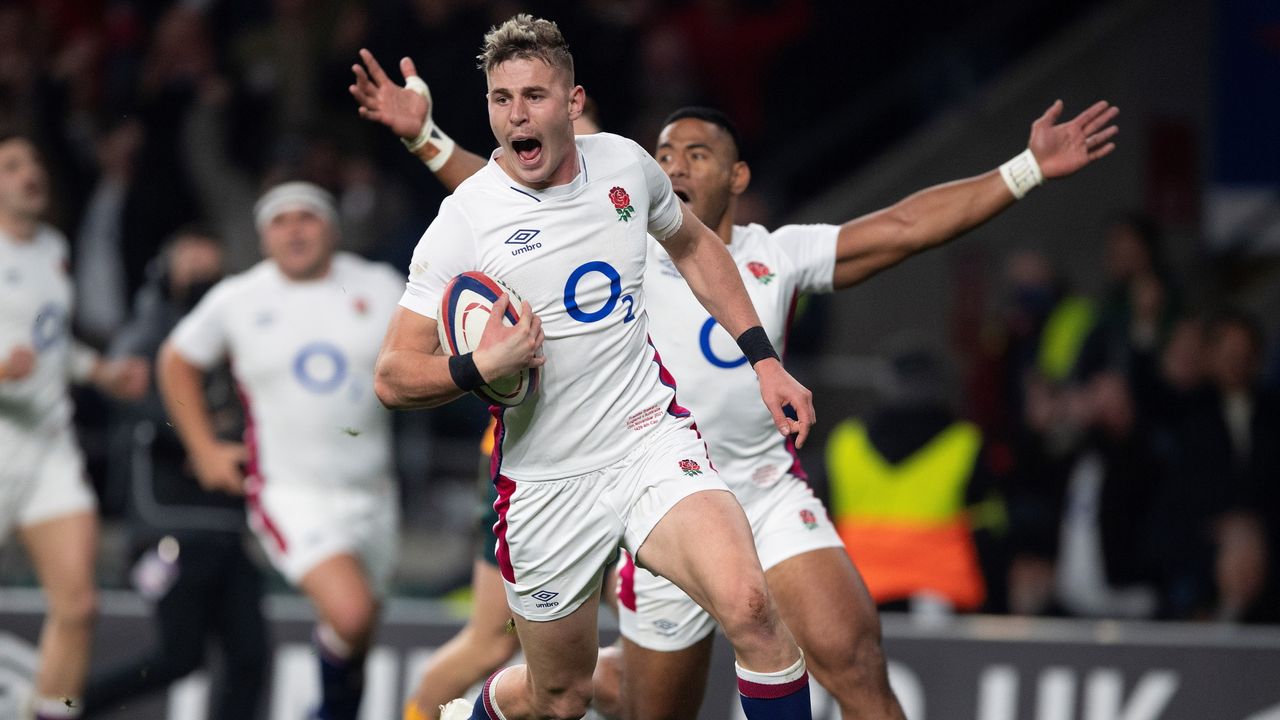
top-left (477, 14), bottom-right (574, 85)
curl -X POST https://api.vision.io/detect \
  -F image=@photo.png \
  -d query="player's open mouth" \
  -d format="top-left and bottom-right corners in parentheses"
top-left (512, 138), bottom-right (542, 164)
top-left (674, 190), bottom-right (690, 202)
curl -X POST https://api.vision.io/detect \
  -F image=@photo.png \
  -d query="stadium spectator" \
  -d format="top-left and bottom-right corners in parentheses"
top-left (826, 344), bottom-right (1004, 616)
top-left (1, 131), bottom-right (147, 720)
top-left (157, 182), bottom-right (405, 720)
top-left (82, 230), bottom-right (268, 719)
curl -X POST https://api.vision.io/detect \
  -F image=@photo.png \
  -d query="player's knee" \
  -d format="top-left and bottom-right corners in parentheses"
top-left (714, 583), bottom-right (779, 647)
top-left (47, 585), bottom-right (97, 628)
top-left (325, 598), bottom-right (378, 648)
top-left (810, 630), bottom-right (891, 700)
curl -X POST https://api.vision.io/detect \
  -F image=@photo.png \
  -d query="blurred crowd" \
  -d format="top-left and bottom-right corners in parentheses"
top-left (2, 0), bottom-right (1278, 628)
top-left (932, 214), bottom-right (1280, 623)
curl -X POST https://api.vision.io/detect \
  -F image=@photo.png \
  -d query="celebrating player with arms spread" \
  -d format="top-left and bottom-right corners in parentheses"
top-left (372, 14), bottom-right (816, 720)
top-left (355, 28), bottom-right (1118, 718)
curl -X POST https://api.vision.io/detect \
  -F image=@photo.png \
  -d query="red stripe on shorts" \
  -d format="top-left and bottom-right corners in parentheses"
top-left (236, 381), bottom-right (287, 554)
top-left (492, 474), bottom-right (517, 583)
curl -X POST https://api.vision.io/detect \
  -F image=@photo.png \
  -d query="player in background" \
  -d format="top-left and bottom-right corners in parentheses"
top-left (157, 182), bottom-right (405, 720)
top-left (0, 132), bottom-right (148, 720)
top-left (372, 14), bottom-right (816, 720)
top-left (353, 44), bottom-right (1117, 719)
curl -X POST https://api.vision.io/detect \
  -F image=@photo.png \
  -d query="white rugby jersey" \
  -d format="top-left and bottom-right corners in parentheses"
top-left (169, 252), bottom-right (402, 491)
top-left (0, 225), bottom-right (77, 432)
top-left (645, 223), bottom-right (837, 501)
top-left (400, 133), bottom-right (685, 482)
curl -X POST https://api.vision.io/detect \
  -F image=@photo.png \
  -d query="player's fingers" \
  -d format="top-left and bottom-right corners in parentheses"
top-left (401, 56), bottom-right (419, 81)
top-left (488, 294), bottom-right (511, 330)
top-left (1089, 142), bottom-right (1117, 161)
top-left (1072, 100), bottom-right (1110, 130)
top-left (359, 48), bottom-right (390, 85)
top-left (1036, 98), bottom-right (1064, 127)
top-left (519, 300), bottom-right (536, 327)
top-left (1082, 104), bottom-right (1119, 135)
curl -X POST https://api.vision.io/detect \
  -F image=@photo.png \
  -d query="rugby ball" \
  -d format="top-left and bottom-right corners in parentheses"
top-left (438, 271), bottom-right (539, 407)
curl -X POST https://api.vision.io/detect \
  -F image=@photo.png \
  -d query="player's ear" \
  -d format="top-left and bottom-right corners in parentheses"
top-left (729, 160), bottom-right (751, 196)
top-left (568, 85), bottom-right (585, 122)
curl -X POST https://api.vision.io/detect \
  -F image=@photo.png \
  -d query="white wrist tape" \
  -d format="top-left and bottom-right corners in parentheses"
top-left (999, 148), bottom-right (1044, 200)
top-left (401, 76), bottom-right (456, 171)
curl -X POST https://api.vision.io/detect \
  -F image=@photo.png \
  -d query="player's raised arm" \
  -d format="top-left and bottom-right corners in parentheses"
top-left (829, 99), bottom-right (1119, 290)
top-left (350, 49), bottom-right (488, 191)
top-left (374, 296), bottom-right (544, 410)
top-left (662, 201), bottom-right (816, 446)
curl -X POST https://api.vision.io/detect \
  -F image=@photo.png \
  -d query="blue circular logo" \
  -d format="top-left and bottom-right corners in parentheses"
top-left (292, 342), bottom-right (348, 394)
top-left (32, 304), bottom-right (67, 352)
top-left (699, 317), bottom-right (748, 369)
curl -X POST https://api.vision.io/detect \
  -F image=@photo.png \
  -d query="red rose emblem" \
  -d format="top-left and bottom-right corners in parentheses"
top-left (747, 261), bottom-right (776, 284)
top-left (679, 458), bottom-right (702, 475)
top-left (609, 186), bottom-right (631, 210)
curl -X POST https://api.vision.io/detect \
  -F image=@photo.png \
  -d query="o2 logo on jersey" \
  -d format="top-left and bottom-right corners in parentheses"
top-left (699, 317), bottom-right (747, 369)
top-left (31, 303), bottom-right (67, 352)
top-left (563, 261), bottom-right (635, 324)
top-left (291, 342), bottom-right (348, 394)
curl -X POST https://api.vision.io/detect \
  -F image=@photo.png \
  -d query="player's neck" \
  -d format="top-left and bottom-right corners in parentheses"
top-left (713, 202), bottom-right (736, 246)
top-left (0, 210), bottom-right (39, 242)
top-left (497, 144), bottom-right (581, 191)
top-left (278, 256), bottom-right (334, 283)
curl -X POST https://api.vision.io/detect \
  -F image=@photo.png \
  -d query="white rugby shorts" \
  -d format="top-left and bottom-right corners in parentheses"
top-left (247, 479), bottom-right (399, 595)
top-left (0, 423), bottom-right (96, 540)
top-left (618, 472), bottom-right (843, 651)
top-left (495, 415), bottom-right (727, 622)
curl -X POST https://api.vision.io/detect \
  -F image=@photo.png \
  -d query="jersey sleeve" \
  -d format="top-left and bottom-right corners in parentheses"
top-left (167, 278), bottom-right (236, 369)
top-left (629, 139), bottom-right (684, 241)
top-left (770, 223), bottom-right (839, 294)
top-left (399, 198), bottom-right (477, 320)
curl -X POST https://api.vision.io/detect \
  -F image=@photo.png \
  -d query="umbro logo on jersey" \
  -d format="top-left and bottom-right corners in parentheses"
top-left (531, 590), bottom-right (560, 608)
top-left (506, 228), bottom-right (543, 257)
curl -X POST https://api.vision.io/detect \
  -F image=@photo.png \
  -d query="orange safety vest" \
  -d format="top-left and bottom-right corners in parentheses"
top-left (826, 419), bottom-right (986, 610)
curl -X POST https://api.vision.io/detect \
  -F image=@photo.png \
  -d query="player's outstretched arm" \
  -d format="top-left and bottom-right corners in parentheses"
top-left (663, 203), bottom-right (816, 446)
top-left (157, 342), bottom-right (246, 495)
top-left (374, 297), bottom-right (544, 410)
top-left (830, 99), bottom-right (1119, 290)
top-left (350, 49), bottom-right (487, 192)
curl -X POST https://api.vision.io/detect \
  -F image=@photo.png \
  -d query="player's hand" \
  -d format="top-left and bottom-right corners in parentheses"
top-left (0, 346), bottom-right (36, 381)
top-left (754, 358), bottom-right (816, 448)
top-left (1028, 99), bottom-right (1119, 179)
top-left (349, 49), bottom-right (430, 140)
top-left (191, 441), bottom-right (248, 496)
top-left (94, 357), bottom-right (150, 401)
top-left (473, 294), bottom-right (545, 381)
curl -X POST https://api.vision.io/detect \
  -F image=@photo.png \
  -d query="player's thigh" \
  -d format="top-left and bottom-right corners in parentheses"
top-left (20, 511), bottom-right (97, 611)
top-left (617, 550), bottom-right (717, 658)
top-left (621, 636), bottom-right (714, 720)
top-left (634, 488), bottom-right (765, 619)
top-left (766, 547), bottom-right (883, 675)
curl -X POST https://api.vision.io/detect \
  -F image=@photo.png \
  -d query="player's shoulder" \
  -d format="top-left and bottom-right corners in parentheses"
top-left (34, 223), bottom-right (70, 256)
top-left (210, 259), bottom-right (279, 299)
top-left (333, 252), bottom-right (403, 287)
top-left (578, 132), bottom-right (648, 173)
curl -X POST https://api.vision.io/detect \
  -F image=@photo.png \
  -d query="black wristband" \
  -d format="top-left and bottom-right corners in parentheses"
top-left (736, 326), bottom-right (779, 367)
top-left (448, 352), bottom-right (486, 392)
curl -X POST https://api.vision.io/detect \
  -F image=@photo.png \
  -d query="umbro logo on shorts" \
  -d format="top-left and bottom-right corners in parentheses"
top-left (532, 590), bottom-right (560, 608)
top-left (653, 619), bottom-right (679, 635)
